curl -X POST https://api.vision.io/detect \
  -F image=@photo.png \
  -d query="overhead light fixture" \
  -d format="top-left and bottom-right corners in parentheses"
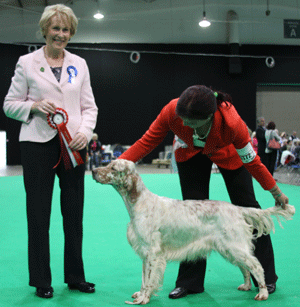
top-left (94, 0), bottom-right (104, 20)
top-left (199, 0), bottom-right (211, 28)
top-left (266, 0), bottom-right (271, 16)
top-left (94, 11), bottom-right (104, 19)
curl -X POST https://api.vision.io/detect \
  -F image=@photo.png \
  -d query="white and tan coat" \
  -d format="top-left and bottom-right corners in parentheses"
top-left (92, 159), bottom-right (295, 305)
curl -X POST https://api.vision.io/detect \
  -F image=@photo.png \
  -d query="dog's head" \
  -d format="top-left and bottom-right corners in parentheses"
top-left (92, 159), bottom-right (138, 193)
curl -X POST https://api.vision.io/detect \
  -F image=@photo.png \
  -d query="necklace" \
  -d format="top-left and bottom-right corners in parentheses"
top-left (44, 47), bottom-right (64, 67)
top-left (194, 119), bottom-right (213, 140)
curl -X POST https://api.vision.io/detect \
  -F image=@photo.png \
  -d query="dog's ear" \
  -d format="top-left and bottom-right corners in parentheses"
top-left (123, 175), bottom-right (133, 191)
top-left (112, 160), bottom-right (126, 172)
top-left (125, 160), bottom-right (136, 174)
top-left (113, 159), bottom-right (136, 175)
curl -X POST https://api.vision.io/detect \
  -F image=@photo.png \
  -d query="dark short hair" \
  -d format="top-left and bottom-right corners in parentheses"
top-left (175, 85), bottom-right (217, 120)
top-left (267, 121), bottom-right (276, 130)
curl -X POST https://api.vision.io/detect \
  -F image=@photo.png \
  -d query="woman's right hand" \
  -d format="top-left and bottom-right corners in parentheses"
top-left (30, 99), bottom-right (57, 115)
top-left (274, 192), bottom-right (289, 209)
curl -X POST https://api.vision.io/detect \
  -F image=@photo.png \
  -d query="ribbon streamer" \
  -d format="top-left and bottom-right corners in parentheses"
top-left (47, 108), bottom-right (84, 169)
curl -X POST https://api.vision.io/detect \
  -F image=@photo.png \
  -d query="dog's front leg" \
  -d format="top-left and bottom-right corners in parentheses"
top-left (126, 232), bottom-right (166, 305)
top-left (131, 260), bottom-right (146, 300)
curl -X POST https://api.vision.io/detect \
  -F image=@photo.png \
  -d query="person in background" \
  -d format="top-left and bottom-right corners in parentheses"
top-left (291, 139), bottom-right (300, 163)
top-left (256, 117), bottom-right (267, 166)
top-left (280, 132), bottom-right (288, 145)
top-left (265, 122), bottom-right (281, 176)
top-left (119, 85), bottom-right (288, 300)
top-left (278, 139), bottom-right (288, 167)
top-left (280, 141), bottom-right (295, 165)
top-left (289, 131), bottom-right (297, 142)
top-left (251, 131), bottom-right (258, 153)
top-left (3, 4), bottom-right (98, 299)
top-left (113, 143), bottom-right (125, 158)
top-left (88, 133), bottom-right (102, 169)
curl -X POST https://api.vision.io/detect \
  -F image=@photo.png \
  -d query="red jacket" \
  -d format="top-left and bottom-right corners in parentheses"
top-left (120, 99), bottom-right (276, 190)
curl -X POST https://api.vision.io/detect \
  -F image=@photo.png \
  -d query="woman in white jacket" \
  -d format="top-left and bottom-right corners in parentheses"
top-left (265, 121), bottom-right (281, 175)
top-left (3, 4), bottom-right (98, 299)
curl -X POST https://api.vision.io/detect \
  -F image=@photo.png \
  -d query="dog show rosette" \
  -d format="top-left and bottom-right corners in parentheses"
top-left (47, 108), bottom-right (84, 169)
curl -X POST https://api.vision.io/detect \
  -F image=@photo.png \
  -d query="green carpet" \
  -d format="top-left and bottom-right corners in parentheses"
top-left (0, 173), bottom-right (299, 307)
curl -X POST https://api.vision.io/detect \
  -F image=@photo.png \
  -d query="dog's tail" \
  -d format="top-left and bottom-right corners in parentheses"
top-left (242, 204), bottom-right (295, 238)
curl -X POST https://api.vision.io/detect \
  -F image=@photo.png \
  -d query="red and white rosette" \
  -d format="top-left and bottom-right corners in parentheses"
top-left (47, 108), bottom-right (84, 170)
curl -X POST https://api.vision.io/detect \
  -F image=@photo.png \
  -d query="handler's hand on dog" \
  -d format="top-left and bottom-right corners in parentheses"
top-left (275, 193), bottom-right (289, 209)
top-left (69, 133), bottom-right (87, 151)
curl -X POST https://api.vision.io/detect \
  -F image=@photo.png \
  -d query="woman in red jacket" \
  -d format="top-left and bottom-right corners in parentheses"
top-left (119, 85), bottom-right (288, 300)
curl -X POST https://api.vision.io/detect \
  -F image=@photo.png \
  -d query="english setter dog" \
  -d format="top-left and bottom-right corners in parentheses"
top-left (92, 159), bottom-right (295, 305)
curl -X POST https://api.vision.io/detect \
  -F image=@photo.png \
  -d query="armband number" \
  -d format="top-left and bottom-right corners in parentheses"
top-left (236, 142), bottom-right (256, 164)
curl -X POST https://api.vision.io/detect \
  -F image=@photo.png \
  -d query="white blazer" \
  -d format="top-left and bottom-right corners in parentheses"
top-left (3, 47), bottom-right (98, 143)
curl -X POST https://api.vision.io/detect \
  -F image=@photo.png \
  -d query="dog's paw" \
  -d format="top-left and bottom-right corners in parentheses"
top-left (125, 293), bottom-right (150, 305)
top-left (132, 291), bottom-right (141, 299)
top-left (238, 283), bottom-right (252, 291)
top-left (254, 289), bottom-right (268, 301)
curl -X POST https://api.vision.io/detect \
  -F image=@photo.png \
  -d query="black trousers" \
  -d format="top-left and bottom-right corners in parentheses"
top-left (20, 135), bottom-right (86, 288)
top-left (265, 150), bottom-right (278, 176)
top-left (175, 152), bottom-right (278, 292)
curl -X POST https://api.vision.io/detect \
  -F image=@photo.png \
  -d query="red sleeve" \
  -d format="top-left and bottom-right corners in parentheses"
top-left (119, 103), bottom-right (171, 162)
top-left (244, 156), bottom-right (276, 190)
top-left (230, 108), bottom-right (276, 190)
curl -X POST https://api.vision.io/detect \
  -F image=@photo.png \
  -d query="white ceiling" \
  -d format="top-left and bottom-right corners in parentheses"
top-left (0, 0), bottom-right (300, 45)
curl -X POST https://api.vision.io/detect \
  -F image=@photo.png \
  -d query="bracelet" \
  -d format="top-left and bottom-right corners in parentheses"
top-left (270, 188), bottom-right (281, 196)
top-left (273, 192), bottom-right (282, 199)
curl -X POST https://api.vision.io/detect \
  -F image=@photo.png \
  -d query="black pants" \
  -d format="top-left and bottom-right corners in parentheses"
top-left (175, 152), bottom-right (278, 292)
top-left (265, 150), bottom-right (278, 176)
top-left (20, 135), bottom-right (86, 288)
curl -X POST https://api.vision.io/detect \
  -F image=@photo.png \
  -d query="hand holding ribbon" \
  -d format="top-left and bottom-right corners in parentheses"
top-left (47, 108), bottom-right (84, 170)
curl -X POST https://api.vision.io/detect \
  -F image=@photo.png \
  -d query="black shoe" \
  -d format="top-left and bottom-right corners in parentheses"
top-left (267, 283), bottom-right (276, 294)
top-left (68, 282), bottom-right (95, 293)
top-left (35, 287), bottom-right (54, 298)
top-left (169, 287), bottom-right (201, 299)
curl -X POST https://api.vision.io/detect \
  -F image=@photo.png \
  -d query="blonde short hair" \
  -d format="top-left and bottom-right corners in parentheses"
top-left (39, 4), bottom-right (78, 38)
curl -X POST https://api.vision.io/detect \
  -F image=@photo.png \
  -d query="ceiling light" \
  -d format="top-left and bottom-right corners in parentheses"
top-left (94, 0), bottom-right (104, 20)
top-left (94, 11), bottom-right (104, 19)
top-left (199, 0), bottom-right (211, 28)
top-left (199, 15), bottom-right (211, 27)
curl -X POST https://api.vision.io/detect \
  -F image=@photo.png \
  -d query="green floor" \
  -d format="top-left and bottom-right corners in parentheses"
top-left (0, 173), bottom-right (299, 307)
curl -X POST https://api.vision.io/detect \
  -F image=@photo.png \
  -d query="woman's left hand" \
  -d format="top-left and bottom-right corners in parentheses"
top-left (69, 133), bottom-right (87, 151)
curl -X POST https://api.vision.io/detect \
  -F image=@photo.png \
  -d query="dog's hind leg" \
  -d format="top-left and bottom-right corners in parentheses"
top-left (240, 256), bottom-right (268, 300)
top-left (219, 246), bottom-right (268, 301)
top-left (126, 232), bottom-right (166, 305)
top-left (237, 266), bottom-right (252, 291)
top-left (249, 260), bottom-right (268, 301)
